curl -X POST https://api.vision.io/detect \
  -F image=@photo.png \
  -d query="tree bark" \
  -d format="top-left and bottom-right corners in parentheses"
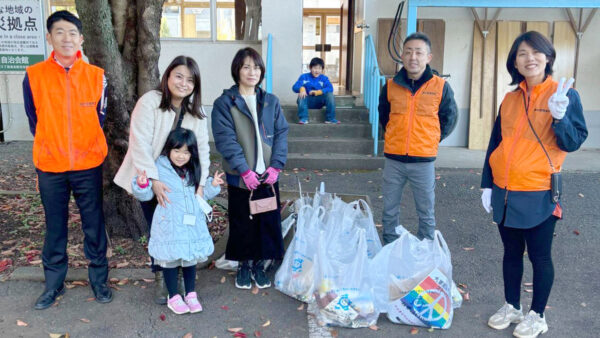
top-left (75, 0), bottom-right (166, 238)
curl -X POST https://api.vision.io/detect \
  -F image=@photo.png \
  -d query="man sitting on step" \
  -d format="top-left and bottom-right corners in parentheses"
top-left (292, 57), bottom-right (338, 125)
top-left (379, 32), bottom-right (458, 244)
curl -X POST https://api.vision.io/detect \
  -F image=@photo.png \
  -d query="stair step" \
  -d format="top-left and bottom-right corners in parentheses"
top-left (286, 153), bottom-right (384, 170)
top-left (282, 106), bottom-right (370, 123)
top-left (288, 123), bottom-right (373, 138)
top-left (288, 137), bottom-right (383, 154)
top-left (334, 95), bottom-right (357, 108)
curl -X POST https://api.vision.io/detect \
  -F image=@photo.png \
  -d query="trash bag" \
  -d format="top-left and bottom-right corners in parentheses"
top-left (370, 226), bottom-right (457, 329)
top-left (314, 227), bottom-right (379, 328)
top-left (215, 254), bottom-right (237, 270)
top-left (345, 200), bottom-right (382, 259)
top-left (274, 205), bottom-right (324, 302)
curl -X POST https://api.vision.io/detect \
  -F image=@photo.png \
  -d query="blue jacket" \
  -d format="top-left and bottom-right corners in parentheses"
top-left (212, 85), bottom-right (289, 189)
top-left (292, 73), bottom-right (333, 94)
top-left (481, 88), bottom-right (588, 228)
top-left (132, 156), bottom-right (220, 263)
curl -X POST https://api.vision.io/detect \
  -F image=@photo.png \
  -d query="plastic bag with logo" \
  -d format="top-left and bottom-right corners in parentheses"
top-left (369, 226), bottom-right (457, 329)
top-left (275, 205), bottom-right (324, 302)
top-left (345, 200), bottom-right (382, 259)
top-left (313, 226), bottom-right (379, 328)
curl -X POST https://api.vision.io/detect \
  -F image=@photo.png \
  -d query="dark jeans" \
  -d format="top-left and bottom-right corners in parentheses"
top-left (297, 92), bottom-right (336, 121)
top-left (37, 165), bottom-right (108, 291)
top-left (140, 198), bottom-right (161, 272)
top-left (498, 215), bottom-right (557, 314)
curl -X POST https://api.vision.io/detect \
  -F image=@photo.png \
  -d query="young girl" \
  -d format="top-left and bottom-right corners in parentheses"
top-left (132, 128), bottom-right (224, 314)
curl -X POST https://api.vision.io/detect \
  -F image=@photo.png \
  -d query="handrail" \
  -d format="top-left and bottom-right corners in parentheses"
top-left (364, 35), bottom-right (386, 156)
top-left (265, 33), bottom-right (273, 93)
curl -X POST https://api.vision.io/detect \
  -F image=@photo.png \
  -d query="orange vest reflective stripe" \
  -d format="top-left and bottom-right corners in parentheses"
top-left (489, 76), bottom-right (566, 191)
top-left (384, 75), bottom-right (445, 157)
top-left (26, 51), bottom-right (107, 173)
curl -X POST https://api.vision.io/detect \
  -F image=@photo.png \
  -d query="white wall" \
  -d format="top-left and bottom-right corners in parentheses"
top-left (261, 0), bottom-right (303, 105)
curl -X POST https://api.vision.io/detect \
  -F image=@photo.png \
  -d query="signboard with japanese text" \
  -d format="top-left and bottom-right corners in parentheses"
top-left (0, 0), bottom-right (45, 72)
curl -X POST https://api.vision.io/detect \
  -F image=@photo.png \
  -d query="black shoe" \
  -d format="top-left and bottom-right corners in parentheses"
top-left (91, 283), bottom-right (113, 303)
top-left (251, 261), bottom-right (271, 289)
top-left (154, 271), bottom-right (168, 305)
top-left (34, 283), bottom-right (66, 310)
top-left (235, 261), bottom-right (252, 289)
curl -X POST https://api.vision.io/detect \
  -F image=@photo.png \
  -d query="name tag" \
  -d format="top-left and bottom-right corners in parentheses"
top-left (183, 214), bottom-right (196, 226)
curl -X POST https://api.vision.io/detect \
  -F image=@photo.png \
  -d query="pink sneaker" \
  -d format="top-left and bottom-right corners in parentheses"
top-left (167, 294), bottom-right (190, 314)
top-left (184, 292), bottom-right (203, 313)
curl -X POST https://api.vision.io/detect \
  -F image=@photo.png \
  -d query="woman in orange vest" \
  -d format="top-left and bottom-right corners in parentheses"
top-left (481, 31), bottom-right (587, 338)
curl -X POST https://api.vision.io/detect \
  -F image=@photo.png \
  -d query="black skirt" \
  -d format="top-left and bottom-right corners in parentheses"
top-left (225, 182), bottom-right (284, 261)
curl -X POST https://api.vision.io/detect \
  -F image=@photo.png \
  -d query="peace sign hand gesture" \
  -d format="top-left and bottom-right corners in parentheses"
top-left (548, 77), bottom-right (574, 120)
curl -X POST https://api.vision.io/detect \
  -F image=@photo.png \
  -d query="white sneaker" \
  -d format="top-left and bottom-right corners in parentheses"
top-left (513, 310), bottom-right (548, 338)
top-left (488, 302), bottom-right (525, 330)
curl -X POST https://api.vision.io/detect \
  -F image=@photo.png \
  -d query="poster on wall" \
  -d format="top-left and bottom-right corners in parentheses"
top-left (0, 0), bottom-right (45, 72)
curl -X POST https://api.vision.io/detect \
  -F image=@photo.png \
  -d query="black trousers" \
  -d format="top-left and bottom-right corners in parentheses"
top-left (498, 215), bottom-right (557, 315)
top-left (37, 165), bottom-right (108, 291)
top-left (140, 197), bottom-right (161, 272)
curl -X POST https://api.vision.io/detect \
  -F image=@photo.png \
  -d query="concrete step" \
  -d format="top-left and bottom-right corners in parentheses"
top-left (282, 106), bottom-right (370, 123)
top-left (286, 153), bottom-right (384, 170)
top-left (334, 95), bottom-right (357, 108)
top-left (288, 137), bottom-right (383, 155)
top-left (288, 123), bottom-right (373, 138)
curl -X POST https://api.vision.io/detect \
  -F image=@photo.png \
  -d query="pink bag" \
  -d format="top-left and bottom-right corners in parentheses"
top-left (249, 185), bottom-right (277, 217)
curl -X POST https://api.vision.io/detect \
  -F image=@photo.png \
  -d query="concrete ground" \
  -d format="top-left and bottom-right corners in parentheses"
top-left (1, 144), bottom-right (599, 337)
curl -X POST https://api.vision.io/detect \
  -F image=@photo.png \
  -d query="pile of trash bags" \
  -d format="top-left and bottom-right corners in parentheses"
top-left (274, 186), bottom-right (462, 330)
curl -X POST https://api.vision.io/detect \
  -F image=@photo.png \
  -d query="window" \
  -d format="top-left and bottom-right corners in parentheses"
top-left (48, 0), bottom-right (260, 41)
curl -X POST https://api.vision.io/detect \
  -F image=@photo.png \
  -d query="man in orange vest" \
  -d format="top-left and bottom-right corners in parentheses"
top-left (22, 10), bottom-right (112, 309)
top-left (379, 32), bottom-right (457, 243)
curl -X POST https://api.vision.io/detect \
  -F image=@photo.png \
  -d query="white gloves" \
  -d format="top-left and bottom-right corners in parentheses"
top-left (547, 77), bottom-right (574, 120)
top-left (481, 188), bottom-right (492, 213)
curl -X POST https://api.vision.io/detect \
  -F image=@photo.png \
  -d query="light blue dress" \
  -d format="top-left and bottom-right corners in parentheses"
top-left (132, 155), bottom-right (220, 268)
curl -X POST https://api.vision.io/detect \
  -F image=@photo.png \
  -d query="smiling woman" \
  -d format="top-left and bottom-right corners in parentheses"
top-left (113, 55), bottom-right (210, 305)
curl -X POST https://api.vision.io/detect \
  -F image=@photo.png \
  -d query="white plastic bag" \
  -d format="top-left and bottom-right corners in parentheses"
top-left (345, 200), bottom-right (382, 259)
top-left (215, 254), bottom-right (238, 271)
top-left (314, 227), bottom-right (379, 328)
top-left (274, 205), bottom-right (324, 302)
top-left (370, 227), bottom-right (457, 329)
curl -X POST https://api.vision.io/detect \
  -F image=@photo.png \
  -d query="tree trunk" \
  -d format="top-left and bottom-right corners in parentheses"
top-left (75, 0), bottom-right (166, 238)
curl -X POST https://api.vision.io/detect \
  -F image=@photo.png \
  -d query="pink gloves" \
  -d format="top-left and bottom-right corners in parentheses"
top-left (241, 170), bottom-right (260, 190)
top-left (262, 167), bottom-right (281, 185)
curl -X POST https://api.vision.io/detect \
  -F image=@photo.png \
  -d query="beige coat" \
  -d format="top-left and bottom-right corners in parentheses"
top-left (113, 90), bottom-right (210, 194)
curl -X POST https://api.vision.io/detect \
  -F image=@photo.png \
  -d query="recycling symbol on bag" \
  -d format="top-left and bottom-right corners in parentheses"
top-left (292, 258), bottom-right (303, 273)
top-left (335, 294), bottom-right (352, 311)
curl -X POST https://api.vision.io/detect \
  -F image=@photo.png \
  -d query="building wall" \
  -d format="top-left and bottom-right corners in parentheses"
top-left (365, 3), bottom-right (599, 148)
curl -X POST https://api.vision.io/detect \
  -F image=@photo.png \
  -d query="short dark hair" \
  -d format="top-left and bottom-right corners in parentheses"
top-left (47, 10), bottom-right (82, 34)
top-left (158, 56), bottom-right (205, 119)
top-left (506, 31), bottom-right (555, 85)
top-left (403, 32), bottom-right (432, 52)
top-left (231, 47), bottom-right (265, 86)
top-left (161, 128), bottom-right (202, 192)
top-left (309, 57), bottom-right (325, 69)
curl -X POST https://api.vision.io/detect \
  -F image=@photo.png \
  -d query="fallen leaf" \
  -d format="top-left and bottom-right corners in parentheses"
top-left (462, 247), bottom-right (475, 251)
top-left (545, 305), bottom-right (552, 309)
top-left (254, 331), bottom-right (261, 337)
top-left (117, 278), bottom-right (129, 285)
top-left (410, 327), bottom-right (419, 334)
top-left (116, 262), bottom-right (129, 268)
top-left (581, 302), bottom-right (587, 307)
top-left (573, 230), bottom-right (580, 235)
top-left (330, 330), bottom-right (338, 337)
top-left (85, 297), bottom-right (95, 302)
top-left (375, 224), bottom-right (382, 228)
top-left (378, 195), bottom-right (383, 199)
top-left (458, 283), bottom-right (468, 289)
top-left (133, 281), bottom-right (139, 286)
top-left (578, 193), bottom-right (584, 198)
top-left (109, 278), bottom-right (119, 283)
top-left (463, 292), bottom-right (470, 301)
top-left (523, 282), bottom-right (533, 286)
top-left (109, 285), bottom-right (121, 291)
top-left (80, 318), bottom-right (90, 323)
top-left (221, 305), bottom-right (229, 310)
top-left (48, 333), bottom-right (69, 338)
top-left (220, 276), bottom-right (226, 284)
top-left (16, 320), bottom-right (28, 327)
top-left (142, 278), bottom-right (154, 283)
top-left (297, 303), bottom-right (304, 311)
top-left (208, 261), bottom-right (216, 270)
top-left (1, 249), bottom-right (14, 256)
top-left (457, 288), bottom-right (465, 294)
top-left (29, 259), bottom-right (42, 265)
top-left (183, 333), bottom-right (193, 338)
top-left (160, 313), bottom-right (166, 321)
top-left (261, 320), bottom-right (270, 327)
top-left (227, 328), bottom-right (243, 333)
top-left (72, 280), bottom-right (88, 286)
top-left (233, 333), bottom-right (247, 338)
top-left (524, 289), bottom-right (533, 293)
top-left (428, 327), bottom-right (435, 332)
top-left (251, 286), bottom-right (259, 295)
top-left (369, 325), bottom-right (379, 331)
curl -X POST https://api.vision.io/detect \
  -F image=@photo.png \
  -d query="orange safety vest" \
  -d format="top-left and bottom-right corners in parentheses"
top-left (26, 51), bottom-right (107, 173)
top-left (489, 76), bottom-right (566, 191)
top-left (384, 76), bottom-right (445, 157)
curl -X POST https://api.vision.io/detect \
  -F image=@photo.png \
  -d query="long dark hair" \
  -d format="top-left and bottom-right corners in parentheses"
top-left (158, 56), bottom-right (205, 119)
top-left (506, 31), bottom-right (556, 85)
top-left (161, 128), bottom-right (201, 191)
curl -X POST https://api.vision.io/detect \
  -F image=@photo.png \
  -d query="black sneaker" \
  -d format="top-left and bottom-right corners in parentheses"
top-left (235, 262), bottom-right (252, 289)
top-left (251, 261), bottom-right (271, 289)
